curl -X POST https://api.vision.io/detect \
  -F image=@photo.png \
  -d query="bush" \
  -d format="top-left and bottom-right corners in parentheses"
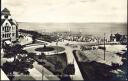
top-left (63, 64), bottom-right (75, 75)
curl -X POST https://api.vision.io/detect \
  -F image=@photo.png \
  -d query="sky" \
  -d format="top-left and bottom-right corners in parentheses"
top-left (1, 0), bottom-right (127, 23)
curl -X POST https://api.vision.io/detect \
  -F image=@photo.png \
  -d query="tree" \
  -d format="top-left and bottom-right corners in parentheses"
top-left (11, 44), bottom-right (23, 53)
top-left (28, 53), bottom-right (36, 58)
top-left (63, 64), bottom-right (75, 75)
top-left (2, 43), bottom-right (34, 77)
top-left (2, 61), bottom-right (15, 75)
top-left (115, 33), bottom-right (122, 42)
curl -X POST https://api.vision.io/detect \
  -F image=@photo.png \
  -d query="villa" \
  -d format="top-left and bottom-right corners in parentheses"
top-left (1, 8), bottom-right (18, 47)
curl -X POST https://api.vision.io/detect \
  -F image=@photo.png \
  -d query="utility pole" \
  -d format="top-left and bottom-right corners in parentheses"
top-left (42, 68), bottom-right (44, 81)
top-left (104, 33), bottom-right (106, 60)
top-left (71, 59), bottom-right (74, 80)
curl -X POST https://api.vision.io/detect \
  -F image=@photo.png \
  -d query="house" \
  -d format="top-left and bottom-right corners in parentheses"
top-left (1, 8), bottom-right (18, 47)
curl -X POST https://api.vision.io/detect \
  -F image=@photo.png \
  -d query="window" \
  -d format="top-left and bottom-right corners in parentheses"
top-left (6, 34), bottom-right (7, 38)
top-left (2, 27), bottom-right (4, 31)
top-left (2, 34), bottom-right (4, 38)
top-left (12, 25), bottom-right (15, 30)
top-left (4, 23), bottom-right (11, 32)
top-left (7, 34), bottom-right (9, 38)
top-left (4, 15), bottom-right (8, 19)
top-left (5, 26), bottom-right (7, 32)
top-left (9, 33), bottom-right (11, 37)
top-left (5, 23), bottom-right (8, 26)
top-left (5, 34), bottom-right (6, 38)
top-left (4, 26), bottom-right (11, 32)
top-left (12, 33), bottom-right (15, 36)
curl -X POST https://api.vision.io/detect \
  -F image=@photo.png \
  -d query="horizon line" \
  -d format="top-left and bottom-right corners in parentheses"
top-left (17, 21), bottom-right (127, 24)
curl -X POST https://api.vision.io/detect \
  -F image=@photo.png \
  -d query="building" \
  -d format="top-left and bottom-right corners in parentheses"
top-left (1, 8), bottom-right (18, 47)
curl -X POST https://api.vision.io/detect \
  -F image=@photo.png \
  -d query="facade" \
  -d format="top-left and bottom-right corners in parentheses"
top-left (1, 8), bottom-right (18, 46)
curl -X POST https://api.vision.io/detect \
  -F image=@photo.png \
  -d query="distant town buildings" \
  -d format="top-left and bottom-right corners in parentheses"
top-left (110, 34), bottom-right (116, 42)
top-left (109, 33), bottom-right (127, 44)
top-left (1, 8), bottom-right (18, 47)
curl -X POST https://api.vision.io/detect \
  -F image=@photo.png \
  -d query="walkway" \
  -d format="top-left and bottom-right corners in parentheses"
top-left (28, 68), bottom-right (48, 80)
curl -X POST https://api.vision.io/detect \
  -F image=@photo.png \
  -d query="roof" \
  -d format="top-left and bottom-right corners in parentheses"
top-left (1, 8), bottom-right (18, 26)
top-left (2, 8), bottom-right (10, 12)
top-left (9, 19), bottom-right (16, 25)
top-left (1, 8), bottom-right (11, 15)
top-left (1, 19), bottom-right (17, 27)
top-left (1, 19), bottom-right (6, 26)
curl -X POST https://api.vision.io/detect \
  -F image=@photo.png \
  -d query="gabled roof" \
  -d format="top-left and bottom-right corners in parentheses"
top-left (8, 19), bottom-right (16, 25)
top-left (1, 19), bottom-right (10, 27)
top-left (1, 19), bottom-right (17, 27)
